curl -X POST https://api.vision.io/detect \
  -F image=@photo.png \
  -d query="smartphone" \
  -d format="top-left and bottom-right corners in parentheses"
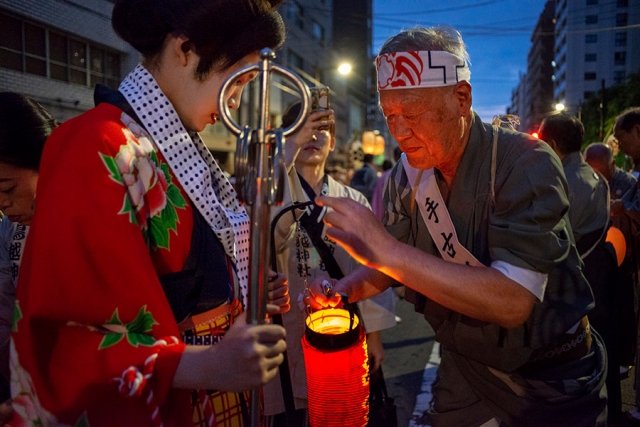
top-left (310, 86), bottom-right (330, 111)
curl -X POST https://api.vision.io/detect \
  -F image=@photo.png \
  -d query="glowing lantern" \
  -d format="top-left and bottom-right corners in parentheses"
top-left (362, 131), bottom-right (385, 156)
top-left (302, 306), bottom-right (370, 427)
top-left (606, 226), bottom-right (626, 266)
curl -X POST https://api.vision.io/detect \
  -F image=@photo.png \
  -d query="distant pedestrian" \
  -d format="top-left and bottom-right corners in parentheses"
top-left (350, 153), bottom-right (378, 202)
top-left (372, 146), bottom-right (401, 221)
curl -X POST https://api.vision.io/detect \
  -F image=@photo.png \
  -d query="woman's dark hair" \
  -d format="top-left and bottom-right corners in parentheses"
top-left (0, 92), bottom-right (57, 171)
top-left (112, 0), bottom-right (286, 80)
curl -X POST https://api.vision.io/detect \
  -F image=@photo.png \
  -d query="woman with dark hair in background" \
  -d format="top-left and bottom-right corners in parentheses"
top-left (11, 1), bottom-right (290, 426)
top-left (0, 92), bottom-right (57, 425)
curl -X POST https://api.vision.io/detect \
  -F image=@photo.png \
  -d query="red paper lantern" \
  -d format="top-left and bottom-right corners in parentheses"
top-left (302, 307), bottom-right (370, 427)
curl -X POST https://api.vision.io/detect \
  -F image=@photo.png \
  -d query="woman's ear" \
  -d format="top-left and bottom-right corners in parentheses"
top-left (167, 34), bottom-right (193, 67)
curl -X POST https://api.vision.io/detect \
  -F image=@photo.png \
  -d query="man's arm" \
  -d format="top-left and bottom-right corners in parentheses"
top-left (315, 196), bottom-right (536, 329)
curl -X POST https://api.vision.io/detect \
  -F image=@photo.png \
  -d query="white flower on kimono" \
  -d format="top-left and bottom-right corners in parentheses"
top-left (101, 119), bottom-right (188, 250)
top-left (120, 112), bottom-right (149, 140)
top-left (9, 339), bottom-right (73, 427)
top-left (114, 137), bottom-right (169, 228)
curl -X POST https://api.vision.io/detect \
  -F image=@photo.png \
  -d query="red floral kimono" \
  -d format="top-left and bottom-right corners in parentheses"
top-left (12, 81), bottom-right (247, 426)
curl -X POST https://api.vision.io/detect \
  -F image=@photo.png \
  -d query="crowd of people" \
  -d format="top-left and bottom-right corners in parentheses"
top-left (1, 0), bottom-right (640, 426)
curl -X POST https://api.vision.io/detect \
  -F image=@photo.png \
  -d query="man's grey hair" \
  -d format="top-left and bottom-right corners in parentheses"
top-left (378, 25), bottom-right (470, 66)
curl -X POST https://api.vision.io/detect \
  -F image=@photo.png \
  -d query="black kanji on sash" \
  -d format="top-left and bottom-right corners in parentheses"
top-left (13, 225), bottom-right (26, 241)
top-left (296, 248), bottom-right (310, 263)
top-left (440, 232), bottom-right (456, 258)
top-left (424, 197), bottom-right (440, 223)
top-left (8, 242), bottom-right (21, 261)
top-left (297, 263), bottom-right (311, 277)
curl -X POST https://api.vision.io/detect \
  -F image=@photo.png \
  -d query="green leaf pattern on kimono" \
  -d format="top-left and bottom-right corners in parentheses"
top-left (98, 306), bottom-right (159, 350)
top-left (75, 413), bottom-right (91, 427)
top-left (13, 299), bottom-right (22, 332)
top-left (100, 112), bottom-right (188, 250)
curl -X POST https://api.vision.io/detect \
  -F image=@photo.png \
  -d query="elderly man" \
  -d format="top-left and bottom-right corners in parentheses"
top-left (309, 26), bottom-right (607, 427)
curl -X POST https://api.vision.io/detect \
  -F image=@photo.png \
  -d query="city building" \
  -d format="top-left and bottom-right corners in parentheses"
top-left (553, 0), bottom-right (640, 116)
top-left (522, 0), bottom-right (555, 133)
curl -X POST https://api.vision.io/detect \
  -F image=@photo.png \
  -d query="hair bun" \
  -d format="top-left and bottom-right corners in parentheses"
top-left (112, 0), bottom-right (172, 57)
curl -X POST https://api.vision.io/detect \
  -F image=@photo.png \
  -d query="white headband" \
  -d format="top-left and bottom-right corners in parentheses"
top-left (376, 50), bottom-right (471, 91)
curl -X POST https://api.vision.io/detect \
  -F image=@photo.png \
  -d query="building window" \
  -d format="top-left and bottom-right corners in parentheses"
top-left (312, 21), bottom-right (325, 42)
top-left (0, 12), bottom-right (120, 88)
top-left (584, 91), bottom-right (595, 100)
top-left (586, 15), bottom-right (598, 24)
top-left (616, 13), bottom-right (628, 26)
top-left (287, 1), bottom-right (304, 30)
top-left (615, 32), bottom-right (627, 47)
top-left (614, 71), bottom-right (626, 85)
top-left (586, 0), bottom-right (598, 4)
top-left (614, 51), bottom-right (626, 66)
top-left (584, 72), bottom-right (597, 80)
top-left (617, 0), bottom-right (628, 7)
top-left (287, 49), bottom-right (303, 71)
top-left (585, 34), bottom-right (597, 43)
top-left (585, 53), bottom-right (597, 62)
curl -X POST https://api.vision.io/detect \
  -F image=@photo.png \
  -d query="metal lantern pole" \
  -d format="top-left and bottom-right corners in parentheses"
top-left (217, 48), bottom-right (310, 427)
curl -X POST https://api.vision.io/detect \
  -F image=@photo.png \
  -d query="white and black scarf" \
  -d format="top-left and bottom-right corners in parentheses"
top-left (119, 65), bottom-right (250, 307)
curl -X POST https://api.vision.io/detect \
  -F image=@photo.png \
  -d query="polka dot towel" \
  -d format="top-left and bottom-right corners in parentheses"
top-left (119, 65), bottom-right (250, 307)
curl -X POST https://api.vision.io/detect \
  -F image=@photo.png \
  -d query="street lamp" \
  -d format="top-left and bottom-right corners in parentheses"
top-left (337, 62), bottom-right (352, 76)
top-left (555, 102), bottom-right (565, 112)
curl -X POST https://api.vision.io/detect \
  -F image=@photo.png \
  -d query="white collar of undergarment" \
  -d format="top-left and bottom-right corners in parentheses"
top-left (119, 64), bottom-right (250, 306)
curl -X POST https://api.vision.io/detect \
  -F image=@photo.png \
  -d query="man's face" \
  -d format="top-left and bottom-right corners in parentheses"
top-left (379, 85), bottom-right (468, 171)
top-left (295, 129), bottom-right (335, 168)
top-left (615, 123), bottom-right (640, 161)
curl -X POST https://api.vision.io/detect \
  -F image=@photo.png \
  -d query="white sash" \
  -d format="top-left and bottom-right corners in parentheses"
top-left (401, 154), bottom-right (482, 267)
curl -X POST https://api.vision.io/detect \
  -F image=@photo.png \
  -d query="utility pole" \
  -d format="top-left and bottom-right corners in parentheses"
top-left (599, 79), bottom-right (605, 138)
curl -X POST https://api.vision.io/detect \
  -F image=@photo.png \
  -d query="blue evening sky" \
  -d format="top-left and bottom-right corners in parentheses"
top-left (373, 0), bottom-right (549, 122)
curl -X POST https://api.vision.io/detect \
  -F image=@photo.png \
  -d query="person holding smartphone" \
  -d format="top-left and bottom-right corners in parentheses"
top-left (264, 99), bottom-right (397, 426)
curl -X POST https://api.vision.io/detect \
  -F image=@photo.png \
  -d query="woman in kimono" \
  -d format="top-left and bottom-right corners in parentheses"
top-left (11, 1), bottom-right (290, 426)
top-left (0, 92), bottom-right (58, 424)
top-left (264, 102), bottom-right (397, 426)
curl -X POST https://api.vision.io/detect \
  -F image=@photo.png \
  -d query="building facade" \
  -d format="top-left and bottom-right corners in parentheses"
top-left (523, 0), bottom-right (555, 133)
top-left (553, 0), bottom-right (640, 116)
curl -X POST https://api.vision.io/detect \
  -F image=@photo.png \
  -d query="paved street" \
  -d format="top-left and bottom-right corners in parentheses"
top-left (380, 296), bottom-right (640, 427)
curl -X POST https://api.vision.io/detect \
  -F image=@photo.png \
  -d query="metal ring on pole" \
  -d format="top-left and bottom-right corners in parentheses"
top-left (217, 64), bottom-right (310, 137)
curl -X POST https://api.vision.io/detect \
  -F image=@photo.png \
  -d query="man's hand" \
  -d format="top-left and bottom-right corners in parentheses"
top-left (315, 196), bottom-right (398, 270)
top-left (284, 109), bottom-right (335, 166)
